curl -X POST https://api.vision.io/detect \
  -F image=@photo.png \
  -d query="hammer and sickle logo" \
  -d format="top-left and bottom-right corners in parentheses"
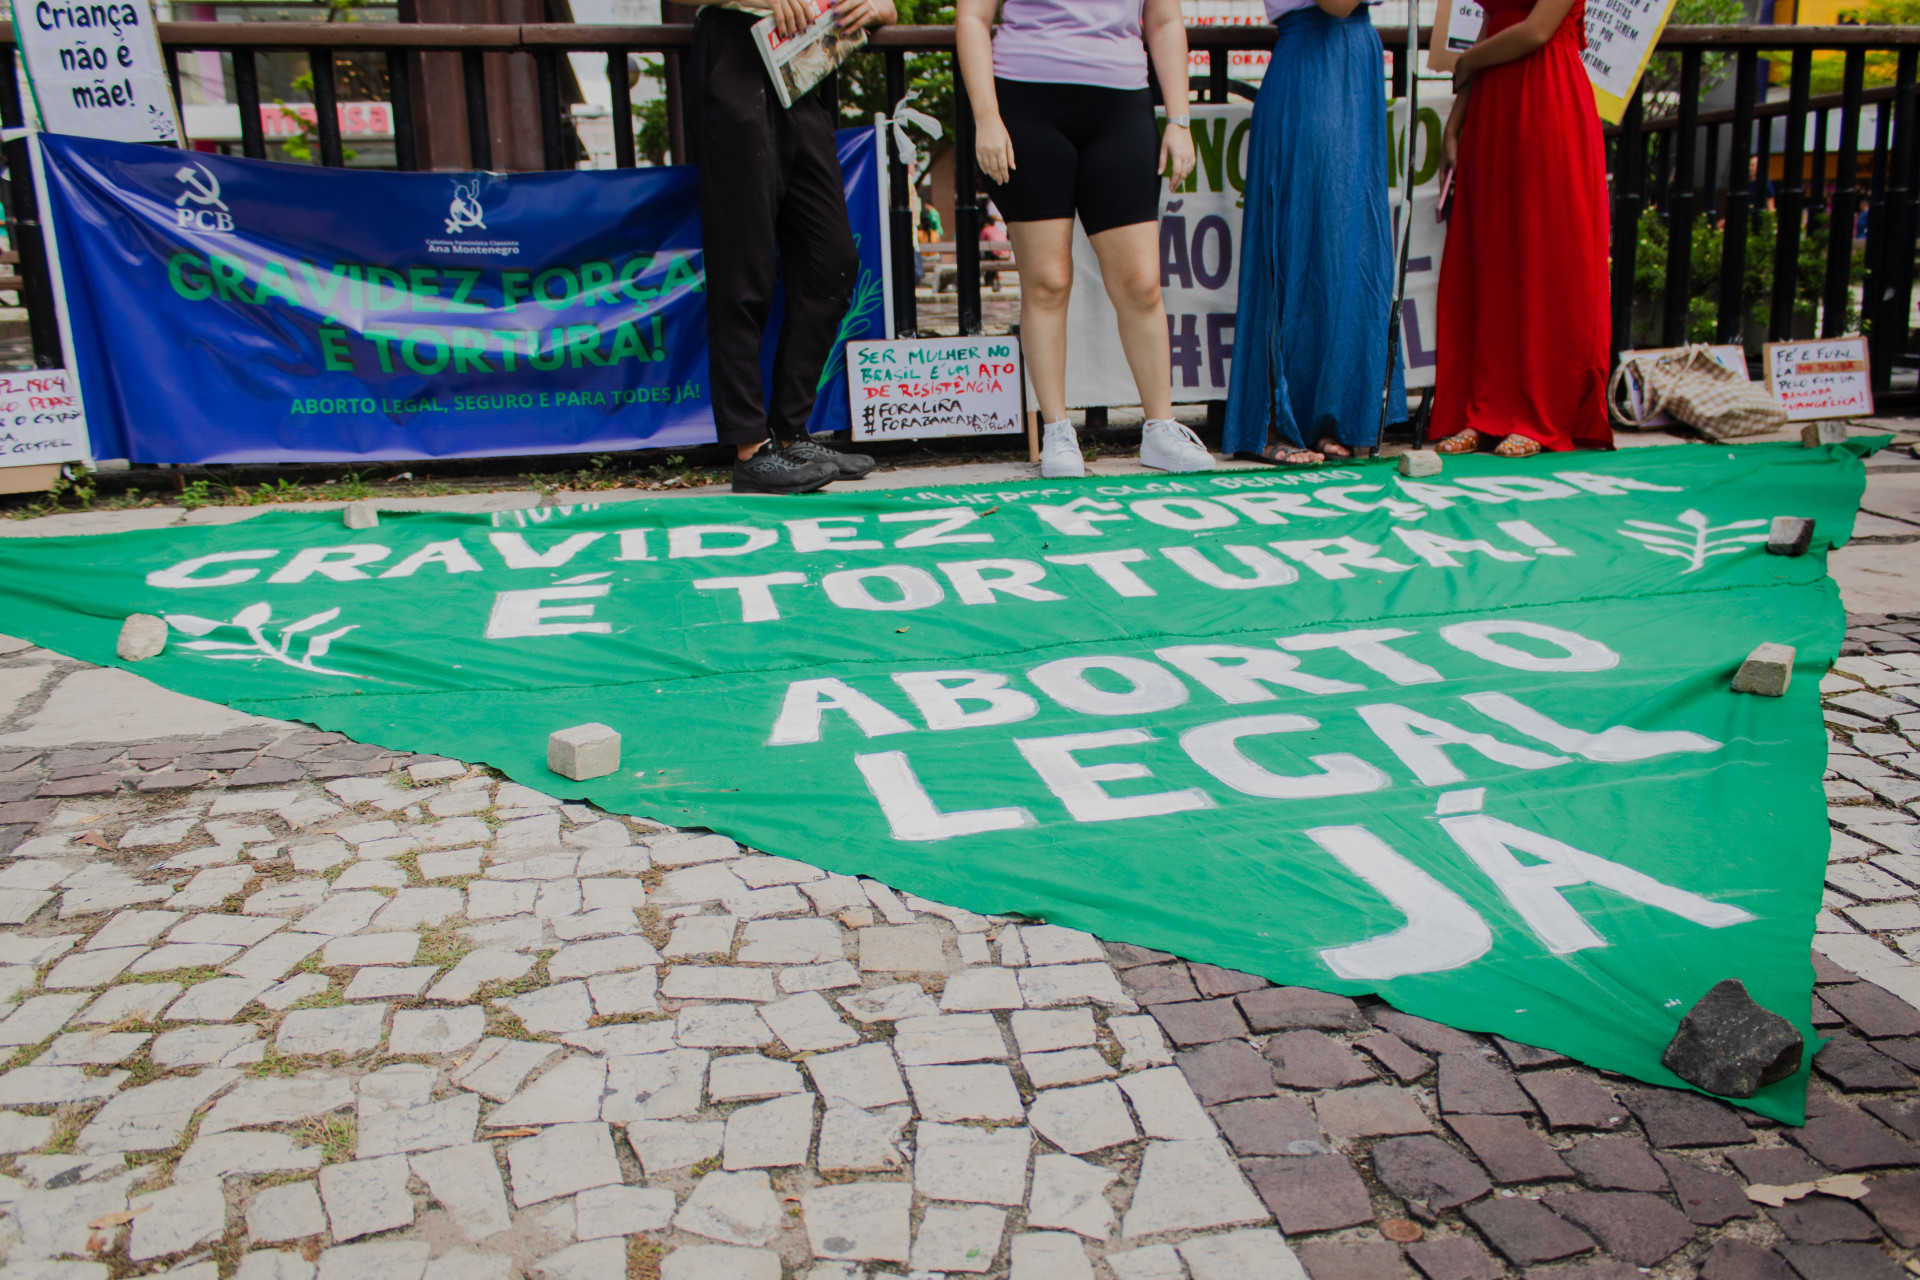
top-left (174, 163), bottom-right (227, 211)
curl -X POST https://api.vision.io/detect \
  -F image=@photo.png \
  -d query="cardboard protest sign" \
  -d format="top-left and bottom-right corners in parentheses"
top-left (1583, 0), bottom-right (1684, 125)
top-left (0, 444), bottom-right (1875, 1120)
top-left (1766, 337), bottom-right (1873, 423)
top-left (11, 0), bottom-right (180, 143)
top-left (1428, 0), bottom-right (1680, 124)
top-left (1063, 104), bottom-right (1248, 408)
top-left (847, 337), bottom-right (1023, 441)
top-left (1064, 99), bottom-right (1449, 405)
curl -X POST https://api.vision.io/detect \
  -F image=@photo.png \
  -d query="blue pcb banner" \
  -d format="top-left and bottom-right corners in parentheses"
top-left (38, 129), bottom-right (885, 464)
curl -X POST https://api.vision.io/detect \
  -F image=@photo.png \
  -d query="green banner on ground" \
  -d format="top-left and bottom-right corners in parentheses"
top-left (0, 444), bottom-right (1873, 1119)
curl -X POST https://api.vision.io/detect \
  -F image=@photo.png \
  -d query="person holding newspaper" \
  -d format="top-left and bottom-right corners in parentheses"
top-left (956, 0), bottom-right (1212, 478)
top-left (687, 0), bottom-right (896, 494)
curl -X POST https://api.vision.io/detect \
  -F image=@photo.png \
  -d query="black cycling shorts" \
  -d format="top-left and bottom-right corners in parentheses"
top-left (986, 78), bottom-right (1161, 235)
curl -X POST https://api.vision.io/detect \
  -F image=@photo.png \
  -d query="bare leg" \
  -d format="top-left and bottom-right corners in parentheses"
top-left (1088, 221), bottom-right (1173, 422)
top-left (1007, 219), bottom-right (1076, 423)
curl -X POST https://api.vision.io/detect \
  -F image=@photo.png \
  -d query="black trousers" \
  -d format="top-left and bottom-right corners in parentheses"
top-left (688, 8), bottom-right (859, 447)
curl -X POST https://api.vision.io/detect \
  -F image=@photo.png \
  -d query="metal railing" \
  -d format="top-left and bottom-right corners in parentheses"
top-left (1608, 27), bottom-right (1920, 394)
top-left (4, 22), bottom-right (1920, 404)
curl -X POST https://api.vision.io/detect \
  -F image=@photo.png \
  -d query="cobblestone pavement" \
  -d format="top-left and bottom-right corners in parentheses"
top-left (0, 613), bottom-right (1917, 1280)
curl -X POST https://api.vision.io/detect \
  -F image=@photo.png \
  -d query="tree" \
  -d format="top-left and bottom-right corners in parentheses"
top-left (1800, 0), bottom-right (1920, 91)
top-left (835, 0), bottom-right (955, 140)
top-left (1641, 0), bottom-right (1745, 118)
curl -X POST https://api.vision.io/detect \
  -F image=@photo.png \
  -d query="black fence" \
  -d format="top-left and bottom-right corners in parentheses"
top-left (4, 22), bottom-right (1920, 405)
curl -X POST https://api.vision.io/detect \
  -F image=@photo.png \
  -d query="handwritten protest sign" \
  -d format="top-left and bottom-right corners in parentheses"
top-left (12, 0), bottom-right (181, 143)
top-left (1066, 99), bottom-right (1450, 407)
top-left (1429, 0), bottom-right (1676, 123)
top-left (0, 370), bottom-right (88, 464)
top-left (846, 336), bottom-right (1023, 441)
top-left (1765, 337), bottom-right (1873, 422)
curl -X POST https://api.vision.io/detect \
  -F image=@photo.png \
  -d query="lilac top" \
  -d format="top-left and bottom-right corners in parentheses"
top-left (991, 0), bottom-right (1150, 90)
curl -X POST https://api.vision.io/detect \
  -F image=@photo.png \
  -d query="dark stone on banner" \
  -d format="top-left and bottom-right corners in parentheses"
top-left (1767, 516), bottom-right (1815, 556)
top-left (1661, 979), bottom-right (1803, 1098)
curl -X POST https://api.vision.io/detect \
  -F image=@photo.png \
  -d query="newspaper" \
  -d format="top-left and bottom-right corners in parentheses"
top-left (749, 0), bottom-right (866, 109)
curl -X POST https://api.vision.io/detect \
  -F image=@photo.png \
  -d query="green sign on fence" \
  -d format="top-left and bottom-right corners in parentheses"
top-left (0, 443), bottom-right (1875, 1119)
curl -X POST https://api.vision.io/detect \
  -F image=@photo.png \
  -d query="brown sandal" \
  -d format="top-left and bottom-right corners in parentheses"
top-left (1433, 429), bottom-right (1481, 455)
top-left (1493, 434), bottom-right (1543, 458)
top-left (1315, 438), bottom-right (1354, 460)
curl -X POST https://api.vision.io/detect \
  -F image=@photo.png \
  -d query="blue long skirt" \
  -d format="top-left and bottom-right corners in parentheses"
top-left (1223, 8), bottom-right (1406, 455)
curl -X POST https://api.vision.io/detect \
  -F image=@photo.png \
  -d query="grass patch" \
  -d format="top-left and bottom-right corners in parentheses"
top-left (482, 1009), bottom-right (543, 1042)
top-left (290, 987), bottom-right (345, 1011)
top-left (476, 958), bottom-right (551, 1002)
top-left (44, 1104), bottom-right (97, 1154)
top-left (246, 1049), bottom-right (304, 1079)
top-left (118, 966), bottom-right (222, 986)
top-left (626, 1236), bottom-right (663, 1280)
top-left (298, 1112), bottom-right (355, 1163)
top-left (416, 921), bottom-right (472, 969)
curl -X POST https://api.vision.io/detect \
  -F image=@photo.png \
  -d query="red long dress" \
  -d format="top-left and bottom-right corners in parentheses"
top-left (1427, 0), bottom-right (1612, 451)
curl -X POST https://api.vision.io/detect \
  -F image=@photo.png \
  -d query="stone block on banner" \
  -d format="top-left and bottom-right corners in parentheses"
top-left (1398, 450), bottom-right (1441, 478)
top-left (116, 615), bottom-right (167, 661)
top-left (343, 502), bottom-right (379, 529)
top-left (548, 724), bottom-right (620, 782)
top-left (1803, 422), bottom-right (1849, 446)
top-left (1768, 516), bottom-right (1815, 557)
top-left (1733, 643), bottom-right (1795, 697)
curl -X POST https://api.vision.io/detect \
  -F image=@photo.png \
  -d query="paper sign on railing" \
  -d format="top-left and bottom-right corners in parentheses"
top-left (846, 337), bottom-right (1023, 441)
top-left (1765, 337), bottom-right (1873, 422)
top-left (0, 369), bottom-right (88, 464)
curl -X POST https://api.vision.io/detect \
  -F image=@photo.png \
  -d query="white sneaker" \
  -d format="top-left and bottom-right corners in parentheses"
top-left (1140, 419), bottom-right (1217, 473)
top-left (1040, 420), bottom-right (1085, 478)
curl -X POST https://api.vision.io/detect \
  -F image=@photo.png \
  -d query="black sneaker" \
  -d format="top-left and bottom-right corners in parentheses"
top-left (733, 445), bottom-right (839, 495)
top-left (784, 437), bottom-right (877, 480)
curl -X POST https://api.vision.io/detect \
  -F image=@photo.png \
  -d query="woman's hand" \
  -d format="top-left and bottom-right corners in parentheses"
top-left (1439, 111), bottom-right (1463, 188)
top-left (832, 0), bottom-right (884, 30)
top-left (770, 0), bottom-right (812, 37)
top-left (1160, 122), bottom-right (1195, 189)
top-left (976, 116), bottom-right (1016, 185)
